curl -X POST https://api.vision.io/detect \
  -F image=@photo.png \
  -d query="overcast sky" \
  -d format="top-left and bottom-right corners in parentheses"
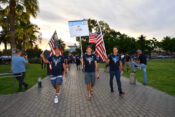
top-left (1, 0), bottom-right (175, 50)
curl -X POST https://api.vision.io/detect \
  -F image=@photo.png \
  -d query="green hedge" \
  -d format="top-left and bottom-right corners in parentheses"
top-left (29, 57), bottom-right (41, 64)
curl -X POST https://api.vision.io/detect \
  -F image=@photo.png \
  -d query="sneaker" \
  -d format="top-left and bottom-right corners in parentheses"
top-left (54, 96), bottom-right (59, 103)
top-left (119, 91), bottom-right (125, 96)
top-left (111, 88), bottom-right (114, 93)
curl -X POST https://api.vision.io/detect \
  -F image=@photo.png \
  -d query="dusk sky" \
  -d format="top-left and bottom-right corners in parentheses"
top-left (1, 0), bottom-right (175, 50)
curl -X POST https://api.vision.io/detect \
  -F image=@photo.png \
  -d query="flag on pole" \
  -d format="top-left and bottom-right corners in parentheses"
top-left (94, 25), bottom-right (107, 61)
top-left (48, 31), bottom-right (63, 69)
top-left (89, 33), bottom-right (97, 44)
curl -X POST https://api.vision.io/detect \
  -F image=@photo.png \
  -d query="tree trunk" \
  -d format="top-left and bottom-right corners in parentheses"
top-left (4, 41), bottom-right (7, 52)
top-left (22, 35), bottom-right (26, 52)
top-left (10, 0), bottom-right (16, 55)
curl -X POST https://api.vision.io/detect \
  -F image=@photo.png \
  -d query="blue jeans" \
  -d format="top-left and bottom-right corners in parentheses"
top-left (109, 70), bottom-right (122, 93)
top-left (131, 61), bottom-right (147, 84)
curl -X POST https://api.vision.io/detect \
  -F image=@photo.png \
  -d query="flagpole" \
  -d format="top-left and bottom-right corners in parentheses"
top-left (42, 43), bottom-right (49, 54)
top-left (41, 30), bottom-right (56, 54)
top-left (80, 36), bottom-right (83, 57)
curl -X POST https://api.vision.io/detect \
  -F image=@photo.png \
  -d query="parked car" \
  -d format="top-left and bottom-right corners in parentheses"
top-left (0, 56), bottom-right (11, 64)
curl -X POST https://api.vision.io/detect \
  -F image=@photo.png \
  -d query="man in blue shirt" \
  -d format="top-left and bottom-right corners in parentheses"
top-left (106, 46), bottom-right (125, 96)
top-left (82, 45), bottom-right (98, 100)
top-left (40, 45), bottom-right (67, 103)
top-left (12, 49), bottom-right (28, 91)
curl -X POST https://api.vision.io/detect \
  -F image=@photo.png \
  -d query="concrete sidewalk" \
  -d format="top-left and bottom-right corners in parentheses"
top-left (0, 65), bottom-right (175, 117)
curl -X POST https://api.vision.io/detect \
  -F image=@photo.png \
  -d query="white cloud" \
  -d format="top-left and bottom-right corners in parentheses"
top-left (31, 0), bottom-right (175, 50)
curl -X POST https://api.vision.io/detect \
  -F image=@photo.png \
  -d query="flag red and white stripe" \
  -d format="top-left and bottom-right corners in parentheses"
top-left (88, 24), bottom-right (107, 61)
top-left (89, 33), bottom-right (97, 44)
top-left (48, 31), bottom-right (63, 69)
top-left (95, 33), bottom-right (107, 61)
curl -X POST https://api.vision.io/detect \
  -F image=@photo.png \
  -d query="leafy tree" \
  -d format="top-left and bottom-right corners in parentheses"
top-left (160, 36), bottom-right (175, 53)
top-left (0, 0), bottom-right (39, 54)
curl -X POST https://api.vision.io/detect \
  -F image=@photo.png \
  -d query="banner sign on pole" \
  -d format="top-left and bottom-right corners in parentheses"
top-left (68, 20), bottom-right (89, 37)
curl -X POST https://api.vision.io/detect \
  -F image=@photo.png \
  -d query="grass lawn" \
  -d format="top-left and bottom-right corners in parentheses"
top-left (0, 64), bottom-right (47, 95)
top-left (99, 59), bottom-right (175, 96)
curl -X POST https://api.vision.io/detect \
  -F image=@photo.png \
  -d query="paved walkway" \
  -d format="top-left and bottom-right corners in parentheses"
top-left (0, 65), bottom-right (175, 117)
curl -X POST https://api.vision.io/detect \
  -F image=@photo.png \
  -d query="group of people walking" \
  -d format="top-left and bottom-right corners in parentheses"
top-left (12, 45), bottom-right (147, 104)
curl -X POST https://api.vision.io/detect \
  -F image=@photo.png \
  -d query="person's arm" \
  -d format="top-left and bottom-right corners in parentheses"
top-left (119, 61), bottom-right (124, 74)
top-left (24, 55), bottom-right (29, 64)
top-left (63, 63), bottom-right (67, 78)
top-left (119, 55), bottom-right (124, 74)
top-left (81, 56), bottom-right (85, 69)
top-left (105, 55), bottom-right (110, 64)
top-left (40, 54), bottom-right (49, 63)
top-left (95, 60), bottom-right (98, 71)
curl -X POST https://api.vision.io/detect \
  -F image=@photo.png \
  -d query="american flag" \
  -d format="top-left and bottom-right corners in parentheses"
top-left (95, 27), bottom-right (107, 61)
top-left (48, 31), bottom-right (63, 69)
top-left (89, 26), bottom-right (107, 61)
top-left (89, 33), bottom-right (97, 44)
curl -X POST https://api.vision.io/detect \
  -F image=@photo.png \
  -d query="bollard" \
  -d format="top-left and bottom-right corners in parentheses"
top-left (38, 77), bottom-right (42, 88)
top-left (130, 73), bottom-right (136, 85)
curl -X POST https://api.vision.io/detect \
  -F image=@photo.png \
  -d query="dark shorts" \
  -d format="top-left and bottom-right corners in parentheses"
top-left (122, 61), bottom-right (125, 65)
top-left (76, 61), bottom-right (81, 65)
top-left (50, 75), bottom-right (63, 86)
top-left (85, 72), bottom-right (96, 84)
top-left (68, 61), bottom-right (72, 64)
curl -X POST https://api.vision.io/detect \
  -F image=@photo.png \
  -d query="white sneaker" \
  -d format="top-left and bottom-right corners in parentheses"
top-left (54, 96), bottom-right (59, 103)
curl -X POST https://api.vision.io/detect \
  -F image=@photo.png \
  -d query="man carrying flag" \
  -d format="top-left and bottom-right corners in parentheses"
top-left (82, 45), bottom-right (98, 100)
top-left (89, 23), bottom-right (125, 96)
top-left (41, 31), bottom-right (67, 103)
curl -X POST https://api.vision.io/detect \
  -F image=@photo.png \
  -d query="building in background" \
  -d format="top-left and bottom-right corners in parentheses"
top-left (65, 45), bottom-right (79, 53)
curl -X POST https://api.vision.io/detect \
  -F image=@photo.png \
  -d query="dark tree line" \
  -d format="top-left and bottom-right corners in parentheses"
top-left (76, 19), bottom-right (175, 56)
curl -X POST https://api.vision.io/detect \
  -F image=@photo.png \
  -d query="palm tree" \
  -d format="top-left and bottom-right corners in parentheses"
top-left (0, 6), bottom-right (11, 52)
top-left (0, 0), bottom-right (39, 54)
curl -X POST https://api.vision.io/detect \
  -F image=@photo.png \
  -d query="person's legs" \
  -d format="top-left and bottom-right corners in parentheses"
top-left (85, 73), bottom-right (91, 98)
top-left (122, 61), bottom-right (125, 71)
top-left (78, 64), bottom-right (80, 70)
top-left (91, 72), bottom-right (96, 95)
top-left (55, 85), bottom-right (60, 93)
top-left (21, 72), bottom-right (28, 88)
top-left (131, 61), bottom-right (142, 71)
top-left (109, 71), bottom-right (115, 92)
top-left (15, 73), bottom-right (24, 91)
top-left (141, 64), bottom-right (147, 84)
top-left (17, 76), bottom-right (23, 91)
top-left (53, 76), bottom-right (63, 103)
top-left (87, 84), bottom-right (91, 98)
top-left (76, 63), bottom-right (78, 70)
top-left (131, 61), bottom-right (136, 71)
top-left (115, 70), bottom-right (122, 93)
top-left (126, 62), bottom-right (130, 72)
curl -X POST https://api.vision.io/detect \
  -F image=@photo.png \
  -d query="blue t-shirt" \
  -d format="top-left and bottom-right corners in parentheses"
top-left (83, 54), bottom-right (96, 72)
top-left (12, 56), bottom-right (26, 73)
top-left (67, 56), bottom-right (73, 63)
top-left (75, 56), bottom-right (81, 63)
top-left (139, 54), bottom-right (147, 65)
top-left (109, 54), bottom-right (121, 71)
top-left (96, 56), bottom-right (100, 63)
top-left (48, 55), bottom-right (65, 76)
